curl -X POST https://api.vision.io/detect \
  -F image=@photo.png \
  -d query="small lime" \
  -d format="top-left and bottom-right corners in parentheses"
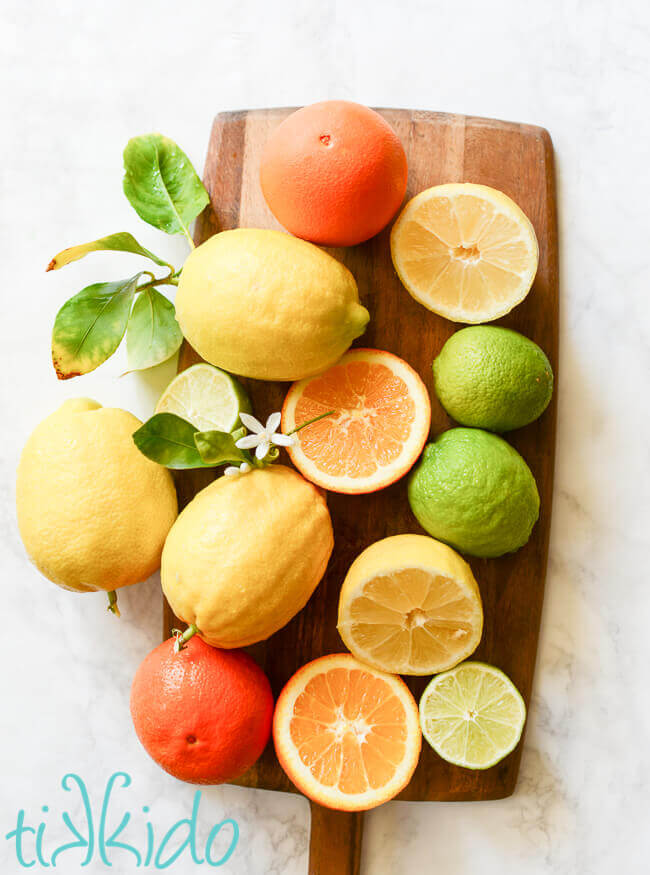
top-left (433, 326), bottom-right (553, 432)
top-left (408, 427), bottom-right (539, 557)
top-left (419, 661), bottom-right (526, 769)
top-left (155, 363), bottom-right (252, 433)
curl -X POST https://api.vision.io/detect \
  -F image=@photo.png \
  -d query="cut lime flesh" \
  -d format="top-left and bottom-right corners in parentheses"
top-left (419, 661), bottom-right (526, 769)
top-left (155, 363), bottom-right (252, 433)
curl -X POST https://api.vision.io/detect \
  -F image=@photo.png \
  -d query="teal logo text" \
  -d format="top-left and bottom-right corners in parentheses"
top-left (5, 772), bottom-right (239, 868)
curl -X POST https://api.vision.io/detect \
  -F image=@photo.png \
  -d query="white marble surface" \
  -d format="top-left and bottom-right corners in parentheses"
top-left (2, 0), bottom-right (649, 872)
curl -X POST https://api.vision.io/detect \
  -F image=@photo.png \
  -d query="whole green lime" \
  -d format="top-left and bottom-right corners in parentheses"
top-left (433, 326), bottom-right (553, 432)
top-left (408, 428), bottom-right (539, 558)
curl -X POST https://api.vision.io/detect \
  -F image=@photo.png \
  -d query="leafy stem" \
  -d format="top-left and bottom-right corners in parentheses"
top-left (48, 133), bottom-right (209, 379)
top-left (135, 266), bottom-right (179, 293)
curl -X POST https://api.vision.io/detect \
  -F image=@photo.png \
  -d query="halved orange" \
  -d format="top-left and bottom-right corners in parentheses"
top-left (281, 349), bottom-right (431, 494)
top-left (273, 654), bottom-right (421, 811)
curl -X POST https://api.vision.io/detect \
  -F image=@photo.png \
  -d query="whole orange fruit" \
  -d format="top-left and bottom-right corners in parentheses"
top-left (260, 100), bottom-right (408, 247)
top-left (130, 637), bottom-right (273, 784)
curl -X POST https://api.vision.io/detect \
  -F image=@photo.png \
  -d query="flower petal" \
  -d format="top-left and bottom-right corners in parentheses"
top-left (236, 435), bottom-right (261, 449)
top-left (255, 439), bottom-right (271, 460)
top-left (240, 462), bottom-right (252, 474)
top-left (265, 411), bottom-right (282, 434)
top-left (239, 412), bottom-right (265, 434)
top-left (224, 466), bottom-right (240, 477)
top-left (271, 433), bottom-right (296, 447)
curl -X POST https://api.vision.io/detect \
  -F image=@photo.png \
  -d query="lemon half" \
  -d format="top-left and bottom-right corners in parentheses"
top-left (337, 534), bottom-right (483, 675)
top-left (391, 183), bottom-right (539, 323)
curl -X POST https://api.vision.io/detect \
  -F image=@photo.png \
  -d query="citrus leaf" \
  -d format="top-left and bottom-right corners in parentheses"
top-left (47, 232), bottom-right (169, 271)
top-left (126, 288), bottom-right (183, 372)
top-left (122, 134), bottom-right (209, 238)
top-left (51, 275), bottom-right (140, 380)
top-left (193, 430), bottom-right (248, 466)
top-left (132, 413), bottom-right (212, 469)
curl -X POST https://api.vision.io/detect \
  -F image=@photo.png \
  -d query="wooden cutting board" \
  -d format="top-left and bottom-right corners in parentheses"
top-left (163, 108), bottom-right (559, 874)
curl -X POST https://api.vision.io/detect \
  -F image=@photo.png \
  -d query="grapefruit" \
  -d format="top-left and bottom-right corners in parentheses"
top-left (130, 636), bottom-right (273, 784)
top-left (260, 101), bottom-right (408, 247)
top-left (273, 654), bottom-right (421, 811)
top-left (281, 348), bottom-right (431, 494)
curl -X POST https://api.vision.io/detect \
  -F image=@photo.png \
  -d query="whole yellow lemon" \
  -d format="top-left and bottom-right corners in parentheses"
top-left (16, 399), bottom-right (178, 593)
top-left (161, 465), bottom-right (334, 647)
top-left (175, 229), bottom-right (369, 381)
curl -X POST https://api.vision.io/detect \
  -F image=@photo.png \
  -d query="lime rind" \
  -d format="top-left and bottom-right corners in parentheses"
top-left (419, 661), bottom-right (526, 770)
top-left (407, 428), bottom-right (540, 558)
top-left (155, 363), bottom-right (252, 433)
top-left (432, 326), bottom-right (554, 433)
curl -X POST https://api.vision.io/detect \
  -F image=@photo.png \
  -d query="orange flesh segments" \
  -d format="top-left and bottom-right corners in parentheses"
top-left (273, 654), bottom-right (421, 810)
top-left (282, 349), bottom-right (431, 493)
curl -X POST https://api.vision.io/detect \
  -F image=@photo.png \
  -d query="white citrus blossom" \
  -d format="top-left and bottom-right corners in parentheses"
top-left (224, 462), bottom-right (252, 477)
top-left (236, 412), bottom-right (296, 461)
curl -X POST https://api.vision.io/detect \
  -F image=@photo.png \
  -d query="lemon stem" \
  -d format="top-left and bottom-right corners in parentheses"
top-left (288, 410), bottom-right (335, 435)
top-left (106, 590), bottom-right (120, 617)
top-left (173, 624), bottom-right (199, 652)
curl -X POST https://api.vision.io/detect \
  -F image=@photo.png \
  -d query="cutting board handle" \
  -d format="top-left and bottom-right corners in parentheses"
top-left (308, 802), bottom-right (364, 874)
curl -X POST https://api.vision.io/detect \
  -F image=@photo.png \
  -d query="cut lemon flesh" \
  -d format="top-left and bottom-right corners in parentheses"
top-left (273, 654), bottom-right (421, 811)
top-left (419, 661), bottom-right (526, 769)
top-left (282, 349), bottom-right (431, 494)
top-left (390, 183), bottom-right (539, 323)
top-left (155, 363), bottom-right (251, 432)
top-left (338, 534), bottom-right (483, 675)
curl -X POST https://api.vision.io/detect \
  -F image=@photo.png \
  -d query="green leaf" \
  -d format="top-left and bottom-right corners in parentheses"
top-left (132, 413), bottom-right (212, 469)
top-left (194, 430), bottom-right (248, 466)
top-left (51, 275), bottom-right (140, 379)
top-left (47, 232), bottom-right (170, 271)
top-left (126, 288), bottom-right (183, 372)
top-left (122, 134), bottom-right (209, 240)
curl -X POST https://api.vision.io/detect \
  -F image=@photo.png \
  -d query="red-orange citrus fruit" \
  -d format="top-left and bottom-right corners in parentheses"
top-left (260, 100), bottom-right (408, 247)
top-left (273, 653), bottom-right (421, 810)
top-left (282, 348), bottom-right (431, 494)
top-left (130, 637), bottom-right (273, 785)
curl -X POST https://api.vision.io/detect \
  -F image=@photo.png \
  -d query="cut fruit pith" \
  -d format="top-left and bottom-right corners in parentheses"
top-left (273, 654), bottom-right (421, 811)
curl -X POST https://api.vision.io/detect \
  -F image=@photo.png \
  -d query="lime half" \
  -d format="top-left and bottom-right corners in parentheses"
top-left (155, 364), bottom-right (252, 432)
top-left (419, 661), bottom-right (526, 769)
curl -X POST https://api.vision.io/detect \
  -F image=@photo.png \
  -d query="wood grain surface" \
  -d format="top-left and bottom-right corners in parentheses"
top-left (164, 110), bottom-right (558, 818)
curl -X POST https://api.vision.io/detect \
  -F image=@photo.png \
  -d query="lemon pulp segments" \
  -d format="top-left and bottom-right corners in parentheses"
top-left (390, 183), bottom-right (539, 323)
top-left (337, 535), bottom-right (483, 675)
top-left (419, 661), bottom-right (526, 769)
